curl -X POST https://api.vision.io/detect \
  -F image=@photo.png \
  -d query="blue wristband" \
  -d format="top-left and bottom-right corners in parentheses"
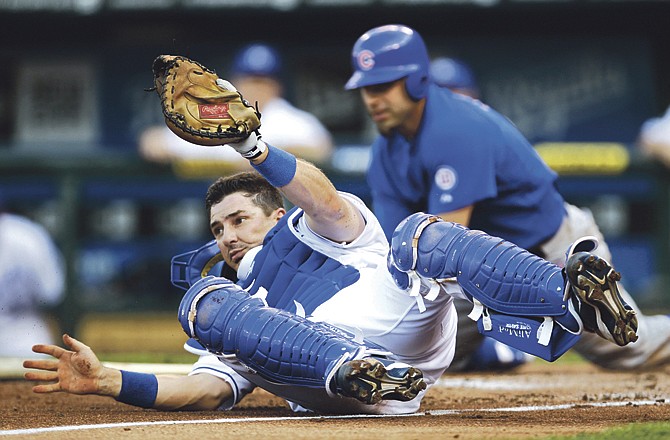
top-left (251, 144), bottom-right (297, 188)
top-left (116, 370), bottom-right (158, 408)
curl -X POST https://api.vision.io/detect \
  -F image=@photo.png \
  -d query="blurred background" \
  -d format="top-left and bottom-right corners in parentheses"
top-left (1, 0), bottom-right (670, 356)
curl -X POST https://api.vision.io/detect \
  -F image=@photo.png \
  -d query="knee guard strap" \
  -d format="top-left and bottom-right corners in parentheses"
top-left (179, 276), bottom-right (365, 389)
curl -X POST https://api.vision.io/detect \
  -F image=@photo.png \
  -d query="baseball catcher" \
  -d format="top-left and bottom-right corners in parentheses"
top-left (21, 45), bottom-right (639, 417)
top-left (152, 55), bottom-right (265, 159)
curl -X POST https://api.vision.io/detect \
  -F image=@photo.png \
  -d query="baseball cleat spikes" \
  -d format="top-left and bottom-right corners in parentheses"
top-left (566, 252), bottom-right (638, 346)
top-left (334, 358), bottom-right (426, 404)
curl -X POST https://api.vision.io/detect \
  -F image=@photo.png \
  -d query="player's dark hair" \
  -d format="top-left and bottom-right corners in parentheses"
top-left (205, 171), bottom-right (285, 219)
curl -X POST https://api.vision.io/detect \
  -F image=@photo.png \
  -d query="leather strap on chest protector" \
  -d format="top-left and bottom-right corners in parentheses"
top-left (238, 209), bottom-right (360, 316)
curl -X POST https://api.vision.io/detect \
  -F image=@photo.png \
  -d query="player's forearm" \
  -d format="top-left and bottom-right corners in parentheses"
top-left (154, 374), bottom-right (233, 411)
top-left (280, 160), bottom-right (339, 214)
top-left (250, 145), bottom-right (364, 242)
top-left (96, 370), bottom-right (229, 411)
top-left (278, 160), bottom-right (364, 242)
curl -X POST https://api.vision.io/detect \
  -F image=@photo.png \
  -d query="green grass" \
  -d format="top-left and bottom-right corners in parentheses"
top-left (547, 421), bottom-right (670, 439)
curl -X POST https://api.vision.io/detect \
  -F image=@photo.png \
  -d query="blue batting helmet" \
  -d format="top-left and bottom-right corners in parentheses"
top-left (429, 57), bottom-right (479, 97)
top-left (345, 24), bottom-right (430, 100)
top-left (231, 43), bottom-right (282, 78)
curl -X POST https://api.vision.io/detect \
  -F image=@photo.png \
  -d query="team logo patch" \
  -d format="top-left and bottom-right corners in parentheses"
top-left (357, 49), bottom-right (375, 71)
top-left (434, 166), bottom-right (457, 191)
top-left (198, 103), bottom-right (230, 119)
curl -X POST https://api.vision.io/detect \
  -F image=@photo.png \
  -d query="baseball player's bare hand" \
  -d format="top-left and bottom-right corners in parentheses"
top-left (23, 334), bottom-right (120, 396)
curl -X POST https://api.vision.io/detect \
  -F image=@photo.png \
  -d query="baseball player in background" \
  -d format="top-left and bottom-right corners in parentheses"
top-left (345, 24), bottom-right (670, 371)
top-left (639, 104), bottom-right (670, 168)
top-left (0, 211), bottom-right (65, 358)
top-left (25, 74), bottom-right (638, 413)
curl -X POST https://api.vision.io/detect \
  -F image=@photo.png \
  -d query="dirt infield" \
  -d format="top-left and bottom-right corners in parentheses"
top-left (3, 360), bottom-right (670, 439)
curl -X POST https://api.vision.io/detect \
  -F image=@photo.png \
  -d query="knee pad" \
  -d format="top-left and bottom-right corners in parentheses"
top-left (391, 214), bottom-right (569, 317)
top-left (178, 276), bottom-right (265, 355)
top-left (391, 213), bottom-right (445, 273)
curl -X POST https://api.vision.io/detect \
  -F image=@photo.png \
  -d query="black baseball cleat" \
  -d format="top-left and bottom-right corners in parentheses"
top-left (566, 251), bottom-right (638, 346)
top-left (333, 357), bottom-right (426, 404)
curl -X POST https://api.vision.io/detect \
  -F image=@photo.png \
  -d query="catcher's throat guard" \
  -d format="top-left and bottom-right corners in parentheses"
top-left (152, 55), bottom-right (262, 146)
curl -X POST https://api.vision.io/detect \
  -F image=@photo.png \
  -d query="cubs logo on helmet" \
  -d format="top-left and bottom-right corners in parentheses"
top-left (357, 49), bottom-right (376, 71)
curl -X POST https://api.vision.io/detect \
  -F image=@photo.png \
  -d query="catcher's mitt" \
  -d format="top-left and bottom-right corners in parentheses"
top-left (152, 55), bottom-right (261, 146)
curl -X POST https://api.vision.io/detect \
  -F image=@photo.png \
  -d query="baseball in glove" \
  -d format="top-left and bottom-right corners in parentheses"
top-left (152, 55), bottom-right (262, 148)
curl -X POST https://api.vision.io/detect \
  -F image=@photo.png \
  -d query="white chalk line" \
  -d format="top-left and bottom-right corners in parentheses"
top-left (1, 398), bottom-right (668, 436)
top-left (436, 376), bottom-right (551, 390)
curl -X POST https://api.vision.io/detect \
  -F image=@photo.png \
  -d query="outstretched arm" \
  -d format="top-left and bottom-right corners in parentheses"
top-left (149, 63), bottom-right (365, 245)
top-left (24, 334), bottom-right (232, 411)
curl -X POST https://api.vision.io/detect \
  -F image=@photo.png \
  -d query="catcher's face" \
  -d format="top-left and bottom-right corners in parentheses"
top-left (209, 192), bottom-right (285, 271)
top-left (360, 79), bottom-right (424, 138)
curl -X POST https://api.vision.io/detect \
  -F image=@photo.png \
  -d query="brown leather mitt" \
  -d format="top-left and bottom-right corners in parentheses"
top-left (152, 55), bottom-right (261, 146)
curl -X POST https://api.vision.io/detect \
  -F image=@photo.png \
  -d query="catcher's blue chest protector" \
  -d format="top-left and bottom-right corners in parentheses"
top-left (238, 208), bottom-right (361, 315)
top-left (172, 208), bottom-right (361, 316)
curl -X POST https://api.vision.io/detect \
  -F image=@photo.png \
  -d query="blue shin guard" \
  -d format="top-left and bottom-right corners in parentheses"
top-left (178, 276), bottom-right (366, 389)
top-left (390, 213), bottom-right (581, 361)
